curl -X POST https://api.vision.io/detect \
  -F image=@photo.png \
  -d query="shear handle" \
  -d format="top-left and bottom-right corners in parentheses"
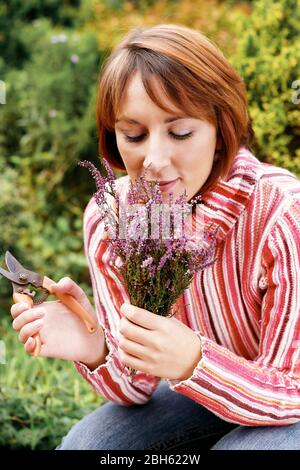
top-left (43, 276), bottom-right (98, 334)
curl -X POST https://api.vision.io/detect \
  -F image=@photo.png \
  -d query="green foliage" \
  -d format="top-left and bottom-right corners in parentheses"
top-left (1, 0), bottom-right (299, 450)
top-left (0, 0), bottom-right (82, 73)
top-left (0, 18), bottom-right (102, 309)
top-left (231, 0), bottom-right (300, 173)
top-left (0, 317), bottom-right (106, 450)
top-left (0, 3), bottom-right (105, 449)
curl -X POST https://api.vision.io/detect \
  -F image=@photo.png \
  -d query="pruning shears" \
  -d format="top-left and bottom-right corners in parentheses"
top-left (0, 251), bottom-right (98, 357)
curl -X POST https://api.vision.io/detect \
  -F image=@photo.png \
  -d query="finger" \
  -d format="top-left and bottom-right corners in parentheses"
top-left (19, 319), bottom-right (44, 344)
top-left (120, 303), bottom-right (158, 330)
top-left (119, 348), bottom-right (145, 372)
top-left (119, 335), bottom-right (148, 359)
top-left (10, 302), bottom-right (30, 320)
top-left (50, 277), bottom-right (88, 304)
top-left (119, 316), bottom-right (152, 345)
top-left (24, 336), bottom-right (36, 354)
top-left (12, 308), bottom-right (45, 332)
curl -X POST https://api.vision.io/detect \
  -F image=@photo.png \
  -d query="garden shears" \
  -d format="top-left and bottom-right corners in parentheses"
top-left (0, 251), bottom-right (98, 357)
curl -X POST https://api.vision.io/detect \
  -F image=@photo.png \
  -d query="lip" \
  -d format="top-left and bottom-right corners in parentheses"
top-left (158, 178), bottom-right (179, 192)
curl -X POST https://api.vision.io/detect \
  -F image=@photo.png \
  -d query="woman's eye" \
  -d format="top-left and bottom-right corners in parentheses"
top-left (123, 134), bottom-right (143, 142)
top-left (172, 132), bottom-right (193, 140)
top-left (124, 132), bottom-right (193, 143)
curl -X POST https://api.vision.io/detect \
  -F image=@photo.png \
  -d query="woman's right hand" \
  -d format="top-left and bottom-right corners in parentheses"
top-left (10, 277), bottom-right (106, 365)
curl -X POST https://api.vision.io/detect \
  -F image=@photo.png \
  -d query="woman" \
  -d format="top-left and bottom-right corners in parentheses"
top-left (10, 24), bottom-right (300, 450)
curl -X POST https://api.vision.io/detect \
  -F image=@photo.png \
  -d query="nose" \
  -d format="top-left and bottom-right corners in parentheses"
top-left (142, 136), bottom-right (171, 177)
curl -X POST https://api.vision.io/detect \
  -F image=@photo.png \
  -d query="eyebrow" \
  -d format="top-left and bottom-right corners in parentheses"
top-left (115, 115), bottom-right (189, 124)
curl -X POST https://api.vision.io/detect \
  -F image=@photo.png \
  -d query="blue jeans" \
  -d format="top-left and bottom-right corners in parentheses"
top-left (55, 380), bottom-right (300, 450)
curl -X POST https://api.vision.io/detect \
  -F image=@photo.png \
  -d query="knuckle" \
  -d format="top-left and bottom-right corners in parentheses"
top-left (18, 323), bottom-right (31, 343)
top-left (119, 320), bottom-right (127, 335)
top-left (151, 351), bottom-right (160, 365)
top-left (128, 308), bottom-right (135, 320)
top-left (151, 338), bottom-right (160, 351)
top-left (33, 307), bottom-right (45, 317)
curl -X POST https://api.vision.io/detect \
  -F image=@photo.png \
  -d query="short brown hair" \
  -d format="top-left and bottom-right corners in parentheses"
top-left (96, 23), bottom-right (255, 195)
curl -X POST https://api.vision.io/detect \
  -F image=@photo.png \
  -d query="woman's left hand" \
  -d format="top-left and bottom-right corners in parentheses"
top-left (118, 302), bottom-right (202, 381)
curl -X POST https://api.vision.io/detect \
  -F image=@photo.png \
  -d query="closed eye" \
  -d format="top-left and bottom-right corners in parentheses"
top-left (124, 132), bottom-right (193, 143)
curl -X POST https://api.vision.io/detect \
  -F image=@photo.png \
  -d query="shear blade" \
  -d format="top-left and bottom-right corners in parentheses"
top-left (5, 251), bottom-right (24, 273)
top-left (0, 266), bottom-right (13, 280)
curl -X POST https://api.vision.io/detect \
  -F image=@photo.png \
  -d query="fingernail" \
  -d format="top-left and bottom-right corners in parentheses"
top-left (20, 303), bottom-right (29, 309)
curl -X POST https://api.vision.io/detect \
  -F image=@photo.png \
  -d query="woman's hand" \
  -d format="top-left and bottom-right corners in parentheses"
top-left (118, 303), bottom-right (202, 381)
top-left (10, 277), bottom-right (105, 365)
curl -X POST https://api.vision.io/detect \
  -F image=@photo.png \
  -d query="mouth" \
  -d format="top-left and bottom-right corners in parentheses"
top-left (158, 178), bottom-right (179, 192)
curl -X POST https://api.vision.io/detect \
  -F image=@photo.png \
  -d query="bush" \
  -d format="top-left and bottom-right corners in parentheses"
top-left (0, 20), bottom-right (102, 311)
top-left (1, 0), bottom-right (299, 450)
top-left (0, 318), bottom-right (106, 450)
top-left (0, 8), bottom-right (104, 449)
top-left (0, 0), bottom-right (83, 72)
top-left (231, 0), bottom-right (300, 173)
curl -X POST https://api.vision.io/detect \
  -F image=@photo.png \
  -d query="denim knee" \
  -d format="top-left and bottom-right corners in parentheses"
top-left (55, 380), bottom-right (237, 450)
top-left (211, 422), bottom-right (300, 450)
top-left (55, 400), bottom-right (144, 450)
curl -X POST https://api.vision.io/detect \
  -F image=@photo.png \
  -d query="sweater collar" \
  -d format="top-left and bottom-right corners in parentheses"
top-left (197, 146), bottom-right (264, 243)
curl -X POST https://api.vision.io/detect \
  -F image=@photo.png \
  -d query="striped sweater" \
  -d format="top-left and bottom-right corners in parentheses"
top-left (74, 146), bottom-right (300, 426)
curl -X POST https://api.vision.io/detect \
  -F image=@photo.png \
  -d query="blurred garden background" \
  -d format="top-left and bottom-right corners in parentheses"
top-left (0, 0), bottom-right (299, 449)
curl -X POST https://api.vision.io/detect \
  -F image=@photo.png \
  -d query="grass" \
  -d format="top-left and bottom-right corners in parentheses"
top-left (0, 315), bottom-right (108, 449)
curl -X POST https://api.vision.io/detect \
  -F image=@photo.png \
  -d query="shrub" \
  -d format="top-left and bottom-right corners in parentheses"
top-left (231, 0), bottom-right (300, 173)
top-left (0, 318), bottom-right (106, 450)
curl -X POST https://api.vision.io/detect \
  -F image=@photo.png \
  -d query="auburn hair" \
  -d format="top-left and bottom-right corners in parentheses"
top-left (96, 23), bottom-right (255, 196)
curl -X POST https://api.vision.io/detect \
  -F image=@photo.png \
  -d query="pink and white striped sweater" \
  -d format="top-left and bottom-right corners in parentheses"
top-left (74, 146), bottom-right (300, 426)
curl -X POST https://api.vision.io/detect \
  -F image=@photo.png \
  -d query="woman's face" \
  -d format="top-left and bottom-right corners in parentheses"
top-left (114, 71), bottom-right (218, 202)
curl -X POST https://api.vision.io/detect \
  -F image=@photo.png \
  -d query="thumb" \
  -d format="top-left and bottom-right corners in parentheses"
top-left (49, 277), bottom-right (88, 305)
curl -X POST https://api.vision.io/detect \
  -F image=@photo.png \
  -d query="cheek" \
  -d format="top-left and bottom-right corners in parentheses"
top-left (116, 140), bottom-right (141, 171)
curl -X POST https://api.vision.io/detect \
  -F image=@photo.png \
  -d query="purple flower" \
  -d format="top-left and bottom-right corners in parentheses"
top-left (141, 256), bottom-right (153, 268)
top-left (78, 157), bottom-right (219, 382)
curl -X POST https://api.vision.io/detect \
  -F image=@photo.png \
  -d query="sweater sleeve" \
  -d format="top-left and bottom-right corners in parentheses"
top-left (166, 202), bottom-right (300, 426)
top-left (73, 195), bottom-right (161, 405)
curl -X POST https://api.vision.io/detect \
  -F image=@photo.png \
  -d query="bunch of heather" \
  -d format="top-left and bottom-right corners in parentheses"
top-left (78, 158), bottom-right (219, 381)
